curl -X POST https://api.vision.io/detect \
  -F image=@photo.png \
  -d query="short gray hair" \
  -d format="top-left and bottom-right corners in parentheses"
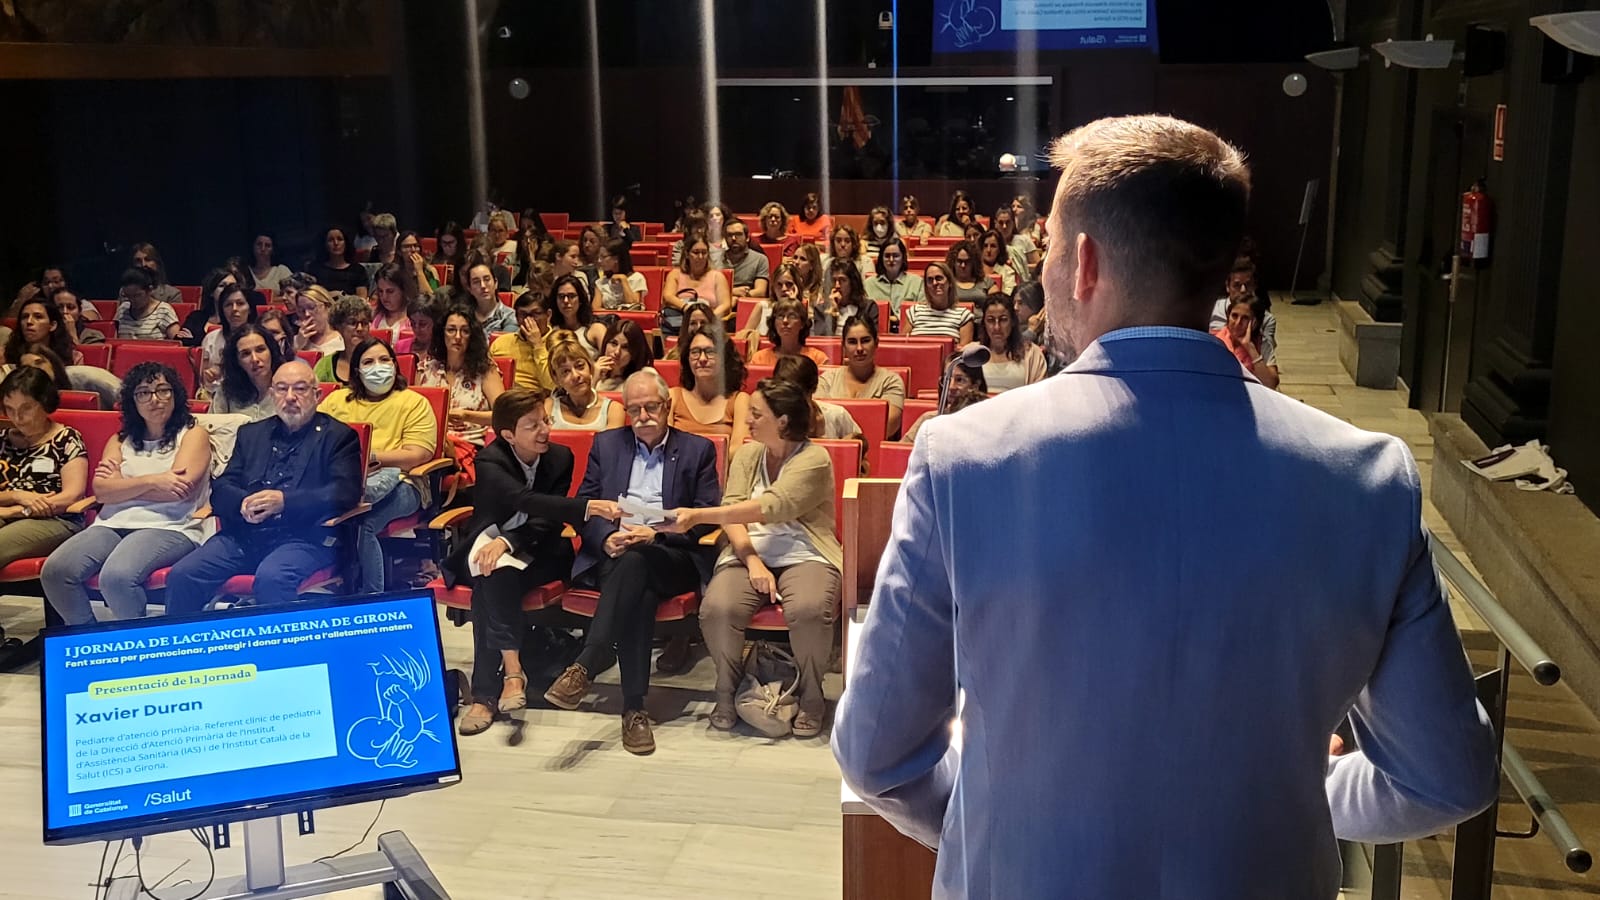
top-left (372, 212), bottom-right (397, 231)
top-left (624, 367), bottom-right (670, 403)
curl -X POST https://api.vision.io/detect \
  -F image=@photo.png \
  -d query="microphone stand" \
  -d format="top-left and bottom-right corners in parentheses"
top-left (938, 343), bottom-right (992, 414)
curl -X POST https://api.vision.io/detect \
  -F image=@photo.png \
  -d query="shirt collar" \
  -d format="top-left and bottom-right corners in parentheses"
top-left (634, 429), bottom-right (669, 458)
top-left (1095, 326), bottom-right (1217, 345)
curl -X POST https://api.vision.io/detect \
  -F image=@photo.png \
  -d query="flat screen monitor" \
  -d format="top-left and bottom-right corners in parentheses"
top-left (41, 589), bottom-right (461, 845)
top-left (932, 0), bottom-right (1158, 54)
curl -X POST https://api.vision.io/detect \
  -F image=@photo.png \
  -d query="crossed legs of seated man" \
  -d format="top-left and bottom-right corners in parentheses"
top-left (164, 533), bottom-right (337, 614)
top-left (544, 540), bottom-right (701, 754)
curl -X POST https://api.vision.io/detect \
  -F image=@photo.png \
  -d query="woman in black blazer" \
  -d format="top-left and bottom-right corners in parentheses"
top-left (452, 387), bottom-right (620, 735)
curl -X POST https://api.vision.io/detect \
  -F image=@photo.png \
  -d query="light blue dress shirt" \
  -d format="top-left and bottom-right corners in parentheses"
top-left (833, 328), bottom-right (1498, 899)
top-left (620, 436), bottom-right (666, 526)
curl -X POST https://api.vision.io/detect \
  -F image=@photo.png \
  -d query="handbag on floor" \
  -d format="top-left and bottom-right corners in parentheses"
top-left (735, 642), bottom-right (799, 738)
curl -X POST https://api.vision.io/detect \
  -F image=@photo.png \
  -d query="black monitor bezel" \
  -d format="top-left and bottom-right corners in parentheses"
top-left (40, 589), bottom-right (462, 845)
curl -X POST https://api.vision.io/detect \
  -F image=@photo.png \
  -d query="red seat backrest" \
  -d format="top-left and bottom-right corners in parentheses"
top-left (628, 248), bottom-right (656, 268)
top-left (83, 321), bottom-right (116, 341)
top-left (169, 302), bottom-right (197, 324)
top-left (54, 410), bottom-right (122, 474)
top-left (876, 341), bottom-right (949, 399)
top-left (498, 291), bottom-right (515, 308)
top-left (654, 359), bottom-right (681, 387)
top-left (761, 244), bottom-right (783, 275)
top-left (808, 338), bottom-right (842, 365)
top-left (903, 398), bottom-right (938, 433)
top-left (637, 266), bottom-right (666, 311)
top-left (704, 433), bottom-right (729, 487)
top-left (828, 398), bottom-right (887, 473)
top-left (735, 298), bottom-right (764, 333)
top-left (613, 311), bottom-right (656, 333)
top-left (397, 353), bottom-right (416, 383)
top-left (421, 237), bottom-right (438, 256)
top-left (540, 212), bottom-right (570, 233)
top-left (493, 357), bottom-right (513, 390)
top-left (77, 343), bottom-right (112, 370)
top-left (879, 441), bottom-right (913, 478)
top-left (813, 438), bottom-right (862, 533)
top-left (549, 429), bottom-right (594, 496)
top-left (742, 364), bottom-right (774, 394)
top-left (174, 286), bottom-right (203, 305)
top-left (58, 390), bottom-right (101, 411)
top-left (432, 263), bottom-right (454, 287)
top-left (89, 300), bottom-right (118, 320)
top-left (317, 382), bottom-right (341, 402)
top-left (111, 342), bottom-right (196, 394)
top-left (408, 386), bottom-right (449, 462)
top-left (296, 350), bottom-right (321, 368)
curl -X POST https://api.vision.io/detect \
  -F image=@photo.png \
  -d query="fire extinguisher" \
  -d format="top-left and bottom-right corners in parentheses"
top-left (1460, 179), bottom-right (1492, 261)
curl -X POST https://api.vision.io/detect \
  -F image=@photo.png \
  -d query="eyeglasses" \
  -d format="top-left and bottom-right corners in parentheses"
top-left (687, 347), bottom-right (717, 359)
top-left (270, 383), bottom-right (316, 397)
top-left (133, 387), bottom-right (174, 403)
top-left (775, 312), bottom-right (803, 323)
top-left (625, 401), bottom-right (666, 417)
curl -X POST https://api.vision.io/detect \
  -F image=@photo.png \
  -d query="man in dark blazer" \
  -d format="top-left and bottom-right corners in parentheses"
top-left (449, 387), bottom-right (620, 735)
top-left (543, 369), bottom-right (722, 754)
top-left (166, 359), bottom-right (362, 614)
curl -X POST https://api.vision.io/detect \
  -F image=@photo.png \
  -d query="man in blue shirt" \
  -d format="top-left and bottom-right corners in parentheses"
top-left (543, 370), bottom-right (721, 754)
top-left (833, 115), bottom-right (1499, 898)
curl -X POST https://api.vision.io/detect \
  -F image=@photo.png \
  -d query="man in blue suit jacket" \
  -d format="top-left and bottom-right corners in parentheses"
top-left (833, 116), bottom-right (1499, 899)
top-left (543, 369), bottom-right (721, 754)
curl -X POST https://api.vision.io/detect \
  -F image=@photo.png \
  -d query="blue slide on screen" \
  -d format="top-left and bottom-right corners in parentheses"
top-left (933, 0), bottom-right (1158, 53)
top-left (41, 591), bottom-right (460, 844)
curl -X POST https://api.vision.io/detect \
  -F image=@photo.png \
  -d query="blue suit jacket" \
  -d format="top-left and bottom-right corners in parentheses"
top-left (572, 426), bottom-right (722, 583)
top-left (832, 328), bottom-right (1498, 899)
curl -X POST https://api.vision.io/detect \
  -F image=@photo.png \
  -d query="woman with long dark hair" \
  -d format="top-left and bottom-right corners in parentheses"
top-left (372, 261), bottom-right (417, 352)
top-left (593, 319), bottom-right (653, 392)
top-left (935, 190), bottom-right (977, 237)
top-left (41, 362), bottom-right (210, 624)
top-left (245, 234), bottom-right (292, 294)
top-left (669, 324), bottom-right (750, 449)
top-left (209, 323), bottom-right (284, 421)
top-left (976, 294), bottom-right (1046, 392)
top-left (417, 304), bottom-right (506, 484)
top-left (198, 283), bottom-right (260, 398)
top-left (433, 220), bottom-right (469, 277)
top-left (5, 296), bottom-right (80, 367)
top-left (549, 274), bottom-right (606, 361)
top-left (789, 191), bottom-right (832, 244)
top-left (307, 225), bottom-right (370, 297)
top-left (594, 238), bottom-right (646, 311)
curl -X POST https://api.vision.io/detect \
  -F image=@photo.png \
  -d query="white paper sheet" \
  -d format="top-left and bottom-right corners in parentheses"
top-left (617, 495), bottom-right (674, 525)
top-left (467, 526), bottom-right (528, 577)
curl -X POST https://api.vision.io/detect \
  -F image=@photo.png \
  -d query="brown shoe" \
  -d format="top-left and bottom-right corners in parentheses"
top-left (622, 710), bottom-right (655, 755)
top-left (655, 634), bottom-right (692, 674)
top-left (543, 663), bottom-right (591, 710)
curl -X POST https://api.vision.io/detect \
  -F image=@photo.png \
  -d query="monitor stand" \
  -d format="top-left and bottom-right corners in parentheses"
top-left (106, 816), bottom-right (448, 900)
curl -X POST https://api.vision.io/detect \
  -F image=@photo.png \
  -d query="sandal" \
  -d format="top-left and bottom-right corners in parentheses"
top-left (457, 703), bottom-right (494, 736)
top-left (792, 710), bottom-right (823, 739)
top-left (710, 704), bottom-right (737, 731)
top-left (497, 673), bottom-right (528, 712)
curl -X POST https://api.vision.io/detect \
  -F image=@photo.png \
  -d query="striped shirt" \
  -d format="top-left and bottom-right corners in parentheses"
top-left (906, 302), bottom-right (974, 341)
top-left (114, 301), bottom-right (178, 340)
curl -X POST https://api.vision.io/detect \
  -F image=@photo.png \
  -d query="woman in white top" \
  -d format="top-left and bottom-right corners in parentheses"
top-left (546, 340), bottom-right (624, 432)
top-left (550, 274), bottom-right (606, 360)
top-left (977, 295), bottom-right (1047, 392)
top-left (209, 324), bottom-right (284, 422)
top-left (41, 363), bottom-right (211, 624)
top-left (905, 261), bottom-right (975, 344)
top-left (199, 284), bottom-right (258, 399)
top-left (977, 229), bottom-right (1020, 296)
top-left (593, 239), bottom-right (647, 311)
top-left (246, 233), bottom-right (292, 294)
top-left (294, 284), bottom-right (344, 356)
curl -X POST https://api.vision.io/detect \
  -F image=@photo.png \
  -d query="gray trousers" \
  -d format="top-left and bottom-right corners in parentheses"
top-left (701, 560), bottom-right (840, 717)
top-left (41, 525), bottom-right (197, 625)
top-left (0, 516), bottom-right (79, 570)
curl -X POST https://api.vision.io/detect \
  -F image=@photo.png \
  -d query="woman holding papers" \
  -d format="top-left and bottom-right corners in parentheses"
top-left (449, 387), bottom-right (620, 736)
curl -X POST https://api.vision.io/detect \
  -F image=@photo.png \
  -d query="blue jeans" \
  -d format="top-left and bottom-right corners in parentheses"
top-left (356, 482), bottom-right (421, 594)
top-left (41, 525), bottom-right (198, 625)
top-left (164, 531), bottom-right (336, 615)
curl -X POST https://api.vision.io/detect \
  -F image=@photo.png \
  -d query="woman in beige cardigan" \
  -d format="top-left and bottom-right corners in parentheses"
top-left (662, 378), bottom-right (841, 738)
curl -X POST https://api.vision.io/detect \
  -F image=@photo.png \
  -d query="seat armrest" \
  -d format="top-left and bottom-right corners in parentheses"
top-left (699, 528), bottom-right (722, 546)
top-left (192, 504), bottom-right (212, 520)
top-left (561, 524), bottom-right (576, 539)
top-left (429, 507), bottom-right (473, 531)
top-left (324, 503), bottom-right (373, 527)
top-left (410, 458), bottom-right (456, 478)
top-left (66, 496), bottom-right (99, 515)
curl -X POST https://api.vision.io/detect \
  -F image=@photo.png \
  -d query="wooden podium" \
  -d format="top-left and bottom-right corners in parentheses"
top-left (840, 478), bottom-right (939, 899)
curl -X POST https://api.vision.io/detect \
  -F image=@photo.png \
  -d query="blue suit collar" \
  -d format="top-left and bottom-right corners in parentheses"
top-left (1066, 327), bottom-right (1256, 382)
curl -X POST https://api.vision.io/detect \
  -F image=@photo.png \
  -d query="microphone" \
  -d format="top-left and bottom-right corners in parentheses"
top-left (939, 342), bottom-right (992, 413)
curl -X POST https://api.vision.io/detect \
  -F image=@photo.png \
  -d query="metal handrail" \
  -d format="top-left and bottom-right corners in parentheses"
top-left (1427, 533), bottom-right (1561, 685)
top-left (1501, 743), bottom-right (1593, 873)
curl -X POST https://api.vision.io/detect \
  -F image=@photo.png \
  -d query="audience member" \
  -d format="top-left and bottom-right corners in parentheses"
top-left (550, 274), bottom-right (606, 360)
top-left (53, 290), bottom-right (104, 346)
top-left (896, 194), bottom-right (932, 241)
top-left (578, 225), bottom-right (606, 275)
top-left (10, 346), bottom-right (73, 392)
top-left (490, 289), bottom-right (556, 392)
top-left (484, 211), bottom-right (519, 276)
top-left (257, 310), bottom-right (295, 361)
top-left (1012, 192), bottom-right (1044, 246)
top-left (594, 238), bottom-right (646, 311)
top-left (736, 263), bottom-right (798, 349)
top-left (723, 220), bottom-right (770, 299)
top-left (978, 229), bottom-right (1020, 296)
top-left (452, 387), bottom-right (622, 735)
top-left (210, 324), bottom-right (284, 421)
top-left (199, 283), bottom-right (260, 397)
top-left (319, 336), bottom-right (436, 593)
top-left (755, 201), bottom-right (798, 257)
top-left (42, 363), bottom-right (210, 625)
top-left (315, 294), bottom-right (373, 384)
top-left (669, 210), bottom-right (724, 270)
top-left (789, 192), bottom-right (832, 244)
top-left (7, 297), bottom-right (82, 367)
top-left (594, 319), bottom-right (653, 392)
top-left (904, 354), bottom-right (988, 443)
top-left (518, 209), bottom-right (554, 262)
top-left (353, 205), bottom-right (380, 256)
top-left (433, 221), bottom-right (469, 275)
top-left (1013, 281), bottom-right (1047, 346)
top-left (864, 237), bottom-right (923, 322)
top-left (130, 243), bottom-right (183, 307)
top-left (668, 378), bottom-right (841, 738)
top-left (294, 285), bottom-right (343, 356)
top-left (366, 212), bottom-right (399, 265)
top-left (822, 224), bottom-right (873, 278)
top-left (1209, 258), bottom-right (1277, 368)
top-left (1213, 295), bottom-right (1281, 390)
top-left (947, 240), bottom-right (997, 302)
top-left (669, 194), bottom-right (701, 233)
top-left (977, 295), bottom-right (1047, 391)
top-left (114, 268), bottom-right (181, 341)
top-left (7, 265), bottom-right (69, 317)
top-left (663, 237), bottom-right (731, 330)
top-left (548, 240), bottom-right (591, 295)
top-left (165, 359), bottom-right (362, 613)
top-left (671, 326), bottom-right (750, 448)
top-left (792, 243), bottom-right (825, 317)
top-left (934, 190), bottom-right (977, 237)
top-left (906, 261), bottom-right (975, 343)
top-left (181, 265), bottom-right (242, 346)
top-left (543, 369), bottom-right (722, 755)
top-left (462, 258), bottom-right (517, 338)
top-left (749, 297), bottom-right (829, 368)
top-left (663, 302), bottom-right (716, 361)
top-left (818, 315), bottom-right (906, 437)
top-left (307, 225), bottom-right (370, 297)
top-left (547, 340), bottom-right (624, 431)
top-left (418, 304), bottom-right (506, 484)
top-left (863, 205), bottom-right (896, 257)
top-left (992, 205), bottom-right (1041, 274)
top-left (398, 231), bottom-right (439, 293)
top-left (821, 258), bottom-right (878, 337)
top-left (772, 355), bottom-right (863, 443)
top-left (408, 295), bottom-right (443, 368)
top-left (0, 367), bottom-right (88, 572)
top-left (246, 234), bottom-right (292, 293)
top-left (604, 196), bottom-right (641, 243)
top-left (706, 202), bottom-right (739, 253)
top-left (371, 262), bottom-right (416, 352)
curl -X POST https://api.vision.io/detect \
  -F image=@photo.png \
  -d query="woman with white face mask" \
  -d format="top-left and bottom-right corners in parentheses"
top-left (318, 336), bottom-right (438, 593)
top-left (863, 205), bottom-right (895, 258)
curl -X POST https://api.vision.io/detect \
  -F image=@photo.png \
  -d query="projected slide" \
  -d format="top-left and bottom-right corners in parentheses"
top-left (42, 593), bottom-right (459, 841)
top-left (933, 0), bottom-right (1157, 53)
